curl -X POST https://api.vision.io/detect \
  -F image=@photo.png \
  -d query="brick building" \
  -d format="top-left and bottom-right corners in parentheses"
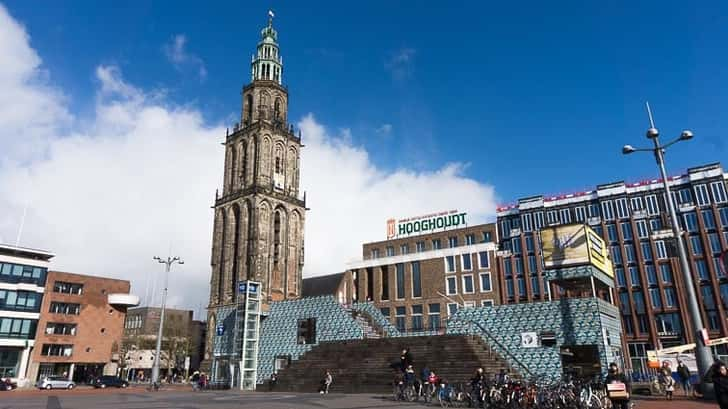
top-left (345, 221), bottom-right (499, 332)
top-left (0, 244), bottom-right (53, 384)
top-left (496, 162), bottom-right (728, 372)
top-left (27, 271), bottom-right (138, 382)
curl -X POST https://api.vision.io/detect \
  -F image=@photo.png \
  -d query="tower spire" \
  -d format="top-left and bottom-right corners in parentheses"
top-left (251, 11), bottom-right (282, 84)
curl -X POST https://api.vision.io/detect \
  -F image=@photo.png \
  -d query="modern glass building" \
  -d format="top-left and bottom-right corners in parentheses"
top-left (0, 244), bottom-right (53, 383)
top-left (496, 163), bottom-right (728, 372)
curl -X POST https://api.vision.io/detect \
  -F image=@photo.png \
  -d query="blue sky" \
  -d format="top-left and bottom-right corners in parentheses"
top-left (6, 0), bottom-right (728, 206)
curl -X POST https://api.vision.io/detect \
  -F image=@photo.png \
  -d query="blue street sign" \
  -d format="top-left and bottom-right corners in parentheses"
top-left (249, 283), bottom-right (258, 295)
top-left (216, 324), bottom-right (224, 336)
top-left (238, 282), bottom-right (247, 293)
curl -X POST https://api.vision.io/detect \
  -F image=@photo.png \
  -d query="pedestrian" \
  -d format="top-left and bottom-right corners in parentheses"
top-left (269, 372), bottom-right (278, 391)
top-left (713, 363), bottom-right (728, 409)
top-left (400, 348), bottom-right (413, 372)
top-left (659, 361), bottom-right (674, 400)
top-left (605, 362), bottom-right (631, 409)
top-left (319, 370), bottom-right (332, 394)
top-left (676, 360), bottom-right (691, 397)
top-left (190, 371), bottom-right (200, 391)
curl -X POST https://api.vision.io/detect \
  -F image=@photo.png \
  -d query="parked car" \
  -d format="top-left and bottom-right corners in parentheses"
top-left (92, 375), bottom-right (128, 389)
top-left (1, 378), bottom-right (18, 391)
top-left (36, 376), bottom-right (75, 390)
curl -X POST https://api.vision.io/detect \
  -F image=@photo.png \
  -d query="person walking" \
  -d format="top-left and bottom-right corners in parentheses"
top-left (268, 372), bottom-right (278, 392)
top-left (659, 361), bottom-right (674, 400)
top-left (676, 360), bottom-right (691, 397)
top-left (319, 370), bottom-right (332, 394)
top-left (605, 362), bottom-right (631, 409)
top-left (713, 363), bottom-right (728, 409)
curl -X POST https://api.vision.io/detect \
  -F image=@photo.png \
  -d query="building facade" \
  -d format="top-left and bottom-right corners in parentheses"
top-left (496, 162), bottom-right (728, 372)
top-left (27, 271), bottom-right (137, 382)
top-left (0, 244), bottom-right (53, 383)
top-left (205, 15), bottom-right (306, 367)
top-left (346, 223), bottom-right (499, 333)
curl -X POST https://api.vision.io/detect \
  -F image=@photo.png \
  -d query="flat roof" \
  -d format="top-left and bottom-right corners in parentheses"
top-left (0, 243), bottom-right (55, 260)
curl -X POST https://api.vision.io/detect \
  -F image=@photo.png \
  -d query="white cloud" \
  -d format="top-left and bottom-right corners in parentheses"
top-left (163, 34), bottom-right (207, 81)
top-left (376, 123), bottom-right (393, 135)
top-left (0, 5), bottom-right (498, 316)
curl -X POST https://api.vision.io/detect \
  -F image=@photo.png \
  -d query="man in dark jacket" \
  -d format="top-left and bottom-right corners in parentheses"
top-left (713, 363), bottom-right (728, 409)
top-left (605, 362), bottom-right (631, 409)
top-left (676, 360), bottom-right (691, 396)
top-left (400, 348), bottom-right (413, 372)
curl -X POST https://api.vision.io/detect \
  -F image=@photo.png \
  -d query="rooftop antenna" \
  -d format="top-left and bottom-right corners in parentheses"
top-left (645, 101), bottom-right (656, 129)
top-left (15, 204), bottom-right (27, 246)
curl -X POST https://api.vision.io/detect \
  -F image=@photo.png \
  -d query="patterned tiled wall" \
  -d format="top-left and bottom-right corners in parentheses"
top-left (447, 297), bottom-right (622, 381)
top-left (256, 296), bottom-right (363, 384)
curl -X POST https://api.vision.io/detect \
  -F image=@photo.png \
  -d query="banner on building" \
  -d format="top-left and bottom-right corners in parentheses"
top-left (386, 210), bottom-right (467, 239)
top-left (540, 224), bottom-right (613, 277)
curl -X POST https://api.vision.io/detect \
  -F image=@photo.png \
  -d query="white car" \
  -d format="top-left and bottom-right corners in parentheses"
top-left (36, 376), bottom-right (75, 390)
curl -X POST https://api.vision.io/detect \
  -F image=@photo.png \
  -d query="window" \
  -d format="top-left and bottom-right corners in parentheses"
top-left (665, 287), bottom-right (677, 307)
top-left (721, 283), bottom-right (728, 309)
top-left (396, 264), bottom-right (405, 299)
top-left (465, 234), bottom-right (475, 245)
top-left (370, 249), bottom-right (380, 259)
top-left (49, 302), bottom-right (80, 315)
top-left (482, 231), bottom-right (493, 243)
top-left (447, 303), bottom-right (458, 316)
top-left (641, 242), bottom-right (653, 261)
top-left (411, 262), bottom-right (422, 298)
top-left (629, 267), bottom-right (641, 287)
top-left (709, 233), bottom-right (722, 254)
top-left (607, 224), bottom-right (618, 242)
top-left (432, 239), bottom-right (442, 249)
top-left (619, 292), bottom-right (632, 314)
top-left (684, 212), bottom-right (699, 232)
top-left (661, 264), bottom-right (673, 284)
top-left (53, 281), bottom-right (83, 295)
top-left (646, 265), bottom-right (658, 286)
top-left (445, 256), bottom-right (455, 273)
top-left (679, 188), bottom-right (693, 205)
top-left (481, 300), bottom-right (495, 307)
top-left (650, 218), bottom-right (663, 232)
top-left (655, 241), bottom-right (667, 259)
top-left (636, 220), bottom-right (649, 238)
top-left (631, 196), bottom-right (645, 212)
top-left (380, 307), bottom-right (390, 318)
top-left (446, 276), bottom-right (457, 295)
top-left (690, 236), bottom-right (704, 256)
top-left (715, 257), bottom-right (726, 278)
top-left (478, 252), bottom-right (490, 269)
top-left (560, 208), bottom-right (571, 224)
top-left (703, 210), bottom-right (717, 230)
top-left (611, 246), bottom-right (623, 265)
top-left (479, 273), bottom-right (492, 292)
top-left (514, 258), bottom-right (524, 275)
top-left (462, 275), bottom-right (474, 294)
top-left (622, 316), bottom-right (634, 335)
top-left (416, 241), bottom-right (425, 252)
top-left (588, 203), bottom-right (600, 219)
top-left (511, 217), bottom-right (521, 229)
top-left (633, 291), bottom-right (646, 314)
top-left (518, 277), bottom-right (526, 297)
top-left (721, 208), bottom-right (728, 228)
top-left (0, 290), bottom-right (40, 312)
top-left (411, 305), bottom-right (423, 330)
top-left (575, 207), bottom-right (586, 222)
top-left (386, 246), bottom-right (394, 257)
top-left (625, 244), bottom-right (636, 263)
top-left (646, 195), bottom-right (659, 215)
top-left (504, 259), bottom-right (512, 276)
top-left (702, 285), bottom-right (716, 309)
top-left (41, 344), bottom-right (73, 357)
top-left (711, 182), bottom-right (728, 203)
top-left (531, 276), bottom-right (540, 296)
top-left (528, 255), bottom-right (538, 272)
top-left (616, 198), bottom-right (629, 219)
top-left (428, 304), bottom-right (440, 330)
top-left (381, 266), bottom-right (389, 301)
top-left (696, 259), bottom-right (710, 281)
top-left (656, 313), bottom-right (682, 335)
top-left (546, 210), bottom-right (559, 225)
top-left (649, 288), bottom-right (662, 309)
top-left (529, 212), bottom-right (542, 230)
top-left (621, 223), bottom-right (633, 241)
top-left (695, 184), bottom-right (711, 206)
top-left (448, 236), bottom-right (458, 248)
top-left (511, 238), bottom-right (522, 254)
top-left (616, 268), bottom-right (627, 288)
top-left (525, 236), bottom-right (535, 252)
top-left (506, 279), bottom-right (514, 298)
top-left (296, 318), bottom-right (317, 344)
top-left (400, 244), bottom-right (409, 255)
top-left (395, 307), bottom-right (406, 331)
top-left (461, 254), bottom-right (473, 271)
top-left (0, 317), bottom-right (36, 339)
top-left (602, 201), bottom-right (615, 220)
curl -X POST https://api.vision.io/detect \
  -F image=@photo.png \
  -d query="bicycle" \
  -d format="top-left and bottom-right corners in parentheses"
top-left (392, 380), bottom-right (417, 402)
top-left (146, 381), bottom-right (162, 392)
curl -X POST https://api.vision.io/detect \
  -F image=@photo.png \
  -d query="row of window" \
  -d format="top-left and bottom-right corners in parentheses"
top-left (505, 276), bottom-right (546, 298)
top-left (0, 317), bottom-right (37, 339)
top-left (49, 302), bottom-right (80, 315)
top-left (445, 272), bottom-right (493, 296)
top-left (505, 181), bottom-right (728, 235)
top-left (41, 344), bottom-right (73, 357)
top-left (0, 262), bottom-right (47, 285)
top-left (0, 289), bottom-right (41, 312)
top-left (370, 231), bottom-right (493, 259)
top-left (445, 252), bottom-right (490, 273)
top-left (53, 281), bottom-right (83, 295)
top-left (380, 301), bottom-right (495, 331)
top-left (616, 264), bottom-right (675, 288)
top-left (125, 315), bottom-right (144, 329)
top-left (45, 322), bottom-right (77, 336)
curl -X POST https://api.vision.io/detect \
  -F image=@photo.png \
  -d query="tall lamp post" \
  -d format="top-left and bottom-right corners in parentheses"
top-left (622, 102), bottom-right (712, 394)
top-left (151, 256), bottom-right (183, 387)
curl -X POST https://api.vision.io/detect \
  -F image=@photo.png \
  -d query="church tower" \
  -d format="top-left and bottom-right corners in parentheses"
top-left (208, 13), bottom-right (306, 313)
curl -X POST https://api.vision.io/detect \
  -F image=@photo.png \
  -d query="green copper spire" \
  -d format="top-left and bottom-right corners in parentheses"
top-left (251, 10), bottom-right (282, 84)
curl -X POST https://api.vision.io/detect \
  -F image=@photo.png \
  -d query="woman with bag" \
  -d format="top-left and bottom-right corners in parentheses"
top-left (605, 362), bottom-right (631, 409)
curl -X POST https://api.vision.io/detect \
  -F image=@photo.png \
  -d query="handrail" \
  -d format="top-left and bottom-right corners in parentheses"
top-left (448, 315), bottom-right (533, 378)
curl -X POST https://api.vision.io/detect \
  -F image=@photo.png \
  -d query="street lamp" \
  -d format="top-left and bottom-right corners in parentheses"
top-left (151, 256), bottom-right (184, 389)
top-left (622, 102), bottom-right (712, 394)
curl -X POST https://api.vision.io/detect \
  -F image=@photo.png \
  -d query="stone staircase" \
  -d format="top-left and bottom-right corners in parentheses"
top-left (273, 335), bottom-right (517, 393)
top-left (347, 308), bottom-right (381, 339)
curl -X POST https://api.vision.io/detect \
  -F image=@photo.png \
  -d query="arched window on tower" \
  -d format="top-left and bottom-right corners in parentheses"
top-left (273, 212), bottom-right (281, 265)
top-left (274, 98), bottom-right (281, 121)
top-left (275, 157), bottom-right (281, 174)
top-left (241, 141), bottom-right (248, 186)
top-left (246, 94), bottom-right (253, 124)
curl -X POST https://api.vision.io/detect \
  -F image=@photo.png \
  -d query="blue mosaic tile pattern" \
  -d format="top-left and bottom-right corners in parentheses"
top-left (350, 301), bottom-right (401, 337)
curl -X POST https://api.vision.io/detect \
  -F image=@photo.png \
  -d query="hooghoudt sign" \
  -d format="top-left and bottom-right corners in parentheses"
top-left (387, 210), bottom-right (467, 239)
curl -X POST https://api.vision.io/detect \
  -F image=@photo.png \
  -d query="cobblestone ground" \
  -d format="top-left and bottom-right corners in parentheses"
top-left (0, 387), bottom-right (719, 409)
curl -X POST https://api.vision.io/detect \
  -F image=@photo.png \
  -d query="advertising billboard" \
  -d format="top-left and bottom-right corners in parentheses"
top-left (386, 210), bottom-right (467, 239)
top-left (540, 224), bottom-right (613, 277)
